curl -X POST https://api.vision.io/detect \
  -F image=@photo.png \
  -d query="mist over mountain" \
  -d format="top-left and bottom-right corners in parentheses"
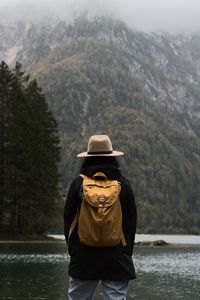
top-left (0, 0), bottom-right (116, 26)
top-left (1, 0), bottom-right (200, 33)
top-left (0, 15), bottom-right (200, 234)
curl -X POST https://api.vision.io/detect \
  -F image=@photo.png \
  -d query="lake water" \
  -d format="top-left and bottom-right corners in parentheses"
top-left (0, 238), bottom-right (199, 300)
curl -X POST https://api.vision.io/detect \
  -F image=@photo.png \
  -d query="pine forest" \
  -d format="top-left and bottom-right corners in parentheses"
top-left (0, 62), bottom-right (60, 237)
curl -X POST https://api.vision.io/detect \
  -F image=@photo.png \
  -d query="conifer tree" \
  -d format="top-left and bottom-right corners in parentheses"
top-left (0, 62), bottom-right (14, 232)
top-left (0, 61), bottom-right (60, 236)
top-left (22, 78), bottom-right (60, 234)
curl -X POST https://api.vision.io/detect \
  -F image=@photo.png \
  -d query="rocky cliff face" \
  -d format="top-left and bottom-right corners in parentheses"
top-left (1, 18), bottom-right (200, 118)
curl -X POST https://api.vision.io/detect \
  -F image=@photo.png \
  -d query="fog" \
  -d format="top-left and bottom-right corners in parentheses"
top-left (1, 0), bottom-right (200, 33)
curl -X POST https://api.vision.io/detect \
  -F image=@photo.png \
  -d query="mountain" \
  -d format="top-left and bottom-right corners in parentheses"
top-left (1, 16), bottom-right (200, 234)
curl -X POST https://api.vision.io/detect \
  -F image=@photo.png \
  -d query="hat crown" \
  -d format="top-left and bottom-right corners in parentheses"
top-left (88, 135), bottom-right (113, 154)
top-left (77, 134), bottom-right (124, 157)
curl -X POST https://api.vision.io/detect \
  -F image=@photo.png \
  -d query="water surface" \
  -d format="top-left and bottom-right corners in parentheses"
top-left (0, 241), bottom-right (199, 299)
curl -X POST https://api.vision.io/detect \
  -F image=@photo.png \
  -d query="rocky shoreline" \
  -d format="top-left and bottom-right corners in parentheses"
top-left (135, 240), bottom-right (169, 246)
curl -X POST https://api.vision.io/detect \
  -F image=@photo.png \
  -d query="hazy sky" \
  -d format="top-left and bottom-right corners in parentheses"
top-left (1, 0), bottom-right (200, 33)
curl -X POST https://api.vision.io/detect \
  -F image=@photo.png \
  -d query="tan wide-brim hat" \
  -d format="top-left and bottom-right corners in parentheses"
top-left (77, 135), bottom-right (124, 157)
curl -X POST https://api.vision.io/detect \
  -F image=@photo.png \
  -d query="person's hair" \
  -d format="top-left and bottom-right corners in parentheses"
top-left (80, 156), bottom-right (120, 171)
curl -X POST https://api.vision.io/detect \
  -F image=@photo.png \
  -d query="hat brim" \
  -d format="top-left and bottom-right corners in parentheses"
top-left (77, 150), bottom-right (124, 157)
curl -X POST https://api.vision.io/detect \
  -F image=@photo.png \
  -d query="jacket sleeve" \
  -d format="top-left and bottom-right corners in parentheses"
top-left (120, 177), bottom-right (137, 254)
top-left (63, 177), bottom-right (82, 246)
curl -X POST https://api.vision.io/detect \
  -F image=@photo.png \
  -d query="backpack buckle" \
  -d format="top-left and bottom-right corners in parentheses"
top-left (98, 195), bottom-right (106, 203)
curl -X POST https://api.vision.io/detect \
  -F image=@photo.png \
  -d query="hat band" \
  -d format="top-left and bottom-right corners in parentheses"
top-left (87, 150), bottom-right (113, 155)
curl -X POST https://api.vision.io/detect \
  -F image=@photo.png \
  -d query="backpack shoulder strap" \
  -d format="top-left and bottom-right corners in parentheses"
top-left (68, 175), bottom-right (86, 241)
top-left (68, 211), bottom-right (79, 241)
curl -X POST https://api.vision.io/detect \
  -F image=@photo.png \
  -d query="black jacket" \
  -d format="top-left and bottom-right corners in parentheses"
top-left (64, 165), bottom-right (137, 280)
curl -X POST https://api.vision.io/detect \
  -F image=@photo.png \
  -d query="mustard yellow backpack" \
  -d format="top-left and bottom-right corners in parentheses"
top-left (69, 172), bottom-right (127, 247)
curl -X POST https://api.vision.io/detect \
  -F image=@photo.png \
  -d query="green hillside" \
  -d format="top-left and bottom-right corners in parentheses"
top-left (23, 17), bottom-right (200, 234)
